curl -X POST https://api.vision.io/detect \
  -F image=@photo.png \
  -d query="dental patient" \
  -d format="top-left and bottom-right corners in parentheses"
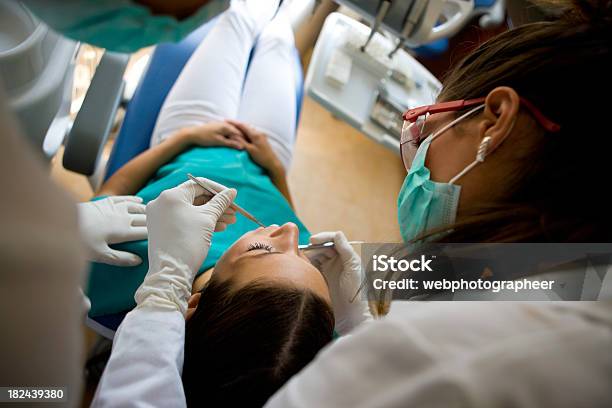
top-left (86, 1), bottom-right (334, 406)
top-left (183, 223), bottom-right (334, 407)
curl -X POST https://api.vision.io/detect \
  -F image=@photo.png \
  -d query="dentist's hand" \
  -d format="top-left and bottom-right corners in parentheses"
top-left (135, 178), bottom-right (236, 314)
top-left (308, 232), bottom-right (371, 335)
top-left (78, 196), bottom-right (147, 266)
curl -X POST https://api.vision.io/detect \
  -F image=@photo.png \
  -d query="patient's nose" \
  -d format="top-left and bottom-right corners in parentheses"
top-left (269, 222), bottom-right (299, 252)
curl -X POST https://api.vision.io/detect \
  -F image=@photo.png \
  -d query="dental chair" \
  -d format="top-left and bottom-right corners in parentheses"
top-left (0, 0), bottom-right (133, 176)
top-left (84, 18), bottom-right (304, 339)
top-left (0, 0), bottom-right (78, 157)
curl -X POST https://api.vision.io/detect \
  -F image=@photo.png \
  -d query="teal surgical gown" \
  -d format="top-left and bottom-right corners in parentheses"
top-left (86, 147), bottom-right (310, 317)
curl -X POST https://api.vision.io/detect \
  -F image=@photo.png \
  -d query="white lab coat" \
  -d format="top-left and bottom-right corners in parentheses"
top-left (0, 86), bottom-right (87, 406)
top-left (91, 308), bottom-right (186, 407)
top-left (266, 301), bottom-right (612, 408)
top-left (94, 266), bottom-right (612, 408)
top-left (266, 267), bottom-right (612, 407)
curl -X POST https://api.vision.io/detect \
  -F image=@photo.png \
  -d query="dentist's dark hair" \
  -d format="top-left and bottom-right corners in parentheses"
top-left (429, 0), bottom-right (612, 243)
top-left (182, 278), bottom-right (334, 407)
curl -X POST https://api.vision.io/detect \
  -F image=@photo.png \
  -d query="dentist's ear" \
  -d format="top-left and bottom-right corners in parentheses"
top-left (480, 86), bottom-right (520, 156)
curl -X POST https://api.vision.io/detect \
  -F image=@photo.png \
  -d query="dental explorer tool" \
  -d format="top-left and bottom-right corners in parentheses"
top-left (361, 0), bottom-right (392, 52)
top-left (388, 0), bottom-right (427, 58)
top-left (298, 241), bottom-right (364, 251)
top-left (187, 173), bottom-right (266, 228)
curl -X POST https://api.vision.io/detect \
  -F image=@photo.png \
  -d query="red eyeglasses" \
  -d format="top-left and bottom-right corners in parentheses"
top-left (400, 96), bottom-right (561, 171)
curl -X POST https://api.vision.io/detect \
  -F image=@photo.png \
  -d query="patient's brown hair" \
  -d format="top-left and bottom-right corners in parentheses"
top-left (182, 278), bottom-right (334, 407)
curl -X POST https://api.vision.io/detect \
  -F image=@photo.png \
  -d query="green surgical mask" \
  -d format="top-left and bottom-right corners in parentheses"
top-left (24, 0), bottom-right (230, 53)
top-left (397, 134), bottom-right (461, 243)
top-left (397, 104), bottom-right (494, 243)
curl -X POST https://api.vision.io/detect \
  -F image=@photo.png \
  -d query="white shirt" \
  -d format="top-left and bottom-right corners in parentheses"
top-left (92, 308), bottom-right (186, 407)
top-left (94, 288), bottom-right (612, 407)
top-left (265, 267), bottom-right (612, 407)
top-left (266, 301), bottom-right (612, 408)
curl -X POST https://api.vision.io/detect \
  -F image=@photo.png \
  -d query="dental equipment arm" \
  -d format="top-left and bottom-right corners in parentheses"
top-left (78, 196), bottom-right (147, 266)
top-left (97, 122), bottom-right (244, 196)
top-left (308, 231), bottom-right (372, 335)
top-left (92, 179), bottom-right (236, 407)
top-left (360, 0), bottom-right (392, 52)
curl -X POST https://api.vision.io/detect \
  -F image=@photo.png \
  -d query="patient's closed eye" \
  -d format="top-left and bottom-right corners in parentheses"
top-left (247, 242), bottom-right (274, 252)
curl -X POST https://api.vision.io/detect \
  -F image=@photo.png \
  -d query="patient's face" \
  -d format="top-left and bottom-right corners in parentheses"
top-left (212, 223), bottom-right (331, 302)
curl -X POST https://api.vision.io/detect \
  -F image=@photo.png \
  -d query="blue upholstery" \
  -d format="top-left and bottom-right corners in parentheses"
top-left (475, 0), bottom-right (496, 8)
top-left (104, 18), bottom-right (304, 180)
top-left (412, 38), bottom-right (449, 58)
top-left (91, 313), bottom-right (125, 335)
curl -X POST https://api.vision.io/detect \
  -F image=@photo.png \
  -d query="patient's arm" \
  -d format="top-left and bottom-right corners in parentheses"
top-left (227, 120), bottom-right (294, 208)
top-left (97, 122), bottom-right (245, 196)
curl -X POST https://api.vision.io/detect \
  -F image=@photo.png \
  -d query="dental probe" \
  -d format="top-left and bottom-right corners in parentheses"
top-left (388, 0), bottom-right (427, 58)
top-left (298, 241), bottom-right (365, 251)
top-left (187, 173), bottom-right (266, 228)
top-left (361, 0), bottom-right (393, 52)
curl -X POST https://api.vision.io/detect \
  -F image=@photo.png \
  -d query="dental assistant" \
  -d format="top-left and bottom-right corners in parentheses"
top-left (92, 179), bottom-right (237, 406)
top-left (0, 69), bottom-right (163, 394)
top-left (0, 88), bottom-right (159, 404)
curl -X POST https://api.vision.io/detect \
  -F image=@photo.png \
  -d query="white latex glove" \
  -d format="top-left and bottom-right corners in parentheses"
top-left (308, 231), bottom-right (371, 335)
top-left (135, 178), bottom-right (237, 315)
top-left (78, 196), bottom-right (147, 266)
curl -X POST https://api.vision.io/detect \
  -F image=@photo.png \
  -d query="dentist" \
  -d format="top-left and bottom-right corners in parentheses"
top-left (92, 180), bottom-right (236, 406)
top-left (0, 85), bottom-right (232, 405)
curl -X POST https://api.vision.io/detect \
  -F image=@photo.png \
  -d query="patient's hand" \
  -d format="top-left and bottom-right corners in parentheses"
top-left (226, 120), bottom-right (284, 175)
top-left (181, 122), bottom-right (246, 151)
